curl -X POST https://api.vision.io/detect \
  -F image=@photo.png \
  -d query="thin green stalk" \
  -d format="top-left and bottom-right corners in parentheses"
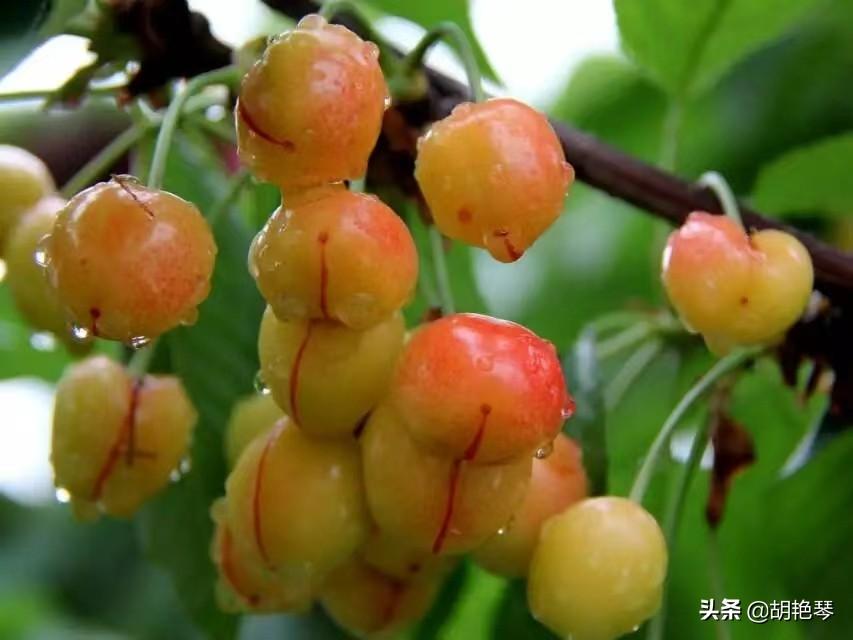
top-left (187, 112), bottom-right (236, 144)
top-left (646, 421), bottom-right (712, 640)
top-left (148, 66), bottom-right (238, 190)
top-left (207, 171), bottom-right (252, 228)
top-left (127, 341), bottom-right (157, 377)
top-left (60, 124), bottom-right (150, 198)
top-left (629, 347), bottom-right (760, 503)
top-left (604, 339), bottom-right (663, 410)
top-left (403, 22), bottom-right (485, 102)
top-left (596, 323), bottom-right (653, 360)
top-left (708, 531), bottom-right (732, 640)
top-left (698, 171), bottom-right (742, 227)
top-left (429, 226), bottom-right (455, 315)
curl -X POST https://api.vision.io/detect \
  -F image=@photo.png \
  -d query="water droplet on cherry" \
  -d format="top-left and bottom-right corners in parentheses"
top-left (55, 487), bottom-right (71, 503)
top-left (254, 370), bottom-right (270, 394)
top-left (128, 335), bottom-right (151, 350)
top-left (69, 323), bottom-right (92, 343)
top-left (535, 441), bottom-right (554, 459)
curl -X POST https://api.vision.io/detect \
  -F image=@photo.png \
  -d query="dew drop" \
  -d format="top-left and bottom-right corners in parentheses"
top-left (0, 259), bottom-right (6, 283)
top-left (69, 323), bottom-right (92, 343)
top-left (128, 335), bottom-right (151, 350)
top-left (34, 236), bottom-right (51, 268)
top-left (55, 487), bottom-right (71, 503)
top-left (535, 441), bottom-right (554, 459)
top-left (169, 469), bottom-right (182, 483)
top-left (30, 331), bottom-right (57, 352)
top-left (254, 370), bottom-right (270, 394)
top-left (561, 397), bottom-right (576, 420)
top-left (179, 457), bottom-right (192, 474)
top-left (179, 308), bottom-right (199, 327)
top-left (383, 94), bottom-right (392, 109)
top-left (496, 526), bottom-right (507, 536)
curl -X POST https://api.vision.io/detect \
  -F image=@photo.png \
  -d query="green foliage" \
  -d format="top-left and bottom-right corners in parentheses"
top-left (752, 133), bottom-right (853, 217)
top-left (614, 0), bottom-right (822, 97)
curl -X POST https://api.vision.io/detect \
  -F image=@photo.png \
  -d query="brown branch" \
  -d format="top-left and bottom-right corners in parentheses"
top-left (262, 0), bottom-right (853, 304)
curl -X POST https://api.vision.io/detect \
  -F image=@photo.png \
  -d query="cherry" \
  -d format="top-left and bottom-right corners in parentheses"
top-left (236, 14), bottom-right (388, 193)
top-left (45, 176), bottom-right (216, 344)
top-left (224, 393), bottom-right (282, 468)
top-left (250, 185), bottom-right (418, 330)
top-left (258, 306), bottom-right (405, 438)
top-left (225, 416), bottom-right (369, 581)
top-left (361, 403), bottom-right (531, 556)
top-left (319, 557), bottom-right (444, 638)
top-left (474, 433), bottom-right (587, 577)
top-left (51, 356), bottom-right (197, 519)
top-left (0, 145), bottom-right (55, 255)
top-left (4, 196), bottom-right (70, 339)
top-left (210, 498), bottom-right (316, 613)
top-left (527, 497), bottom-right (667, 640)
top-left (662, 212), bottom-right (813, 354)
top-left (390, 313), bottom-right (573, 464)
top-left (415, 98), bottom-right (573, 262)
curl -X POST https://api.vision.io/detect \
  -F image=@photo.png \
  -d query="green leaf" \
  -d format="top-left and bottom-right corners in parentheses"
top-left (361, 0), bottom-right (498, 82)
top-left (614, 0), bottom-right (822, 97)
top-left (563, 330), bottom-right (608, 496)
top-left (491, 580), bottom-right (554, 640)
top-left (751, 133), bottom-right (853, 217)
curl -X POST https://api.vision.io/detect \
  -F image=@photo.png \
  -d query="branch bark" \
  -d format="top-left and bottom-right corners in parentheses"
top-left (262, 0), bottom-right (853, 304)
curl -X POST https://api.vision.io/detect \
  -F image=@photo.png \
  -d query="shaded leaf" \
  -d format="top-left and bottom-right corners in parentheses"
top-left (614, 0), bottom-right (822, 96)
top-left (751, 133), bottom-right (853, 217)
top-left (491, 580), bottom-right (554, 640)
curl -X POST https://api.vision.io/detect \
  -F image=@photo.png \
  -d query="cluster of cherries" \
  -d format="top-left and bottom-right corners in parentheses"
top-left (0, 8), bottom-right (816, 640)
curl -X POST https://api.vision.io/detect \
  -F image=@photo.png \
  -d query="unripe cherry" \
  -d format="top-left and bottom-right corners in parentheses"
top-left (415, 98), bottom-right (573, 262)
top-left (44, 176), bottom-right (216, 345)
top-left (662, 212), bottom-right (813, 354)
top-left (528, 497), bottom-right (667, 640)
top-left (249, 185), bottom-right (417, 330)
top-left (236, 14), bottom-right (388, 193)
top-left (51, 356), bottom-right (197, 519)
top-left (225, 417), bottom-right (370, 581)
top-left (210, 498), bottom-right (316, 613)
top-left (258, 306), bottom-right (405, 437)
top-left (0, 145), bottom-right (55, 254)
top-left (4, 196), bottom-right (69, 337)
top-left (474, 433), bottom-right (587, 577)
top-left (224, 393), bottom-right (282, 468)
top-left (320, 557), bottom-right (444, 639)
top-left (361, 403), bottom-right (531, 556)
top-left (390, 313), bottom-right (573, 464)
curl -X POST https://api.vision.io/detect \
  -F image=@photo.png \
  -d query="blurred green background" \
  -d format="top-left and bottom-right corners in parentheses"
top-left (1, 1), bottom-right (852, 639)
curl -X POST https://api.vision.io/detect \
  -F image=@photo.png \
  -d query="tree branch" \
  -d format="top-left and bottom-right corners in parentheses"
top-left (262, 0), bottom-right (853, 304)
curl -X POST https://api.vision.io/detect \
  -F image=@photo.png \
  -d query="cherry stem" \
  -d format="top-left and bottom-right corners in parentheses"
top-left (646, 417), bottom-right (712, 640)
top-left (60, 124), bottom-right (150, 199)
top-left (429, 226), bottom-right (455, 315)
top-left (604, 338), bottom-right (663, 411)
top-left (698, 171), bottom-right (743, 227)
top-left (127, 341), bottom-right (157, 378)
top-left (403, 22), bottom-right (485, 103)
top-left (207, 170), bottom-right (252, 228)
top-left (628, 346), bottom-right (761, 504)
top-left (148, 65), bottom-right (239, 190)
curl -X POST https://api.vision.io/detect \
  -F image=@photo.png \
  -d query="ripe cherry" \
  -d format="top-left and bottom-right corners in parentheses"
top-left (0, 145), bottom-right (55, 255)
top-left (51, 356), bottom-right (197, 520)
top-left (320, 557), bottom-right (444, 638)
top-left (474, 433), bottom-right (587, 577)
top-left (250, 185), bottom-right (417, 330)
top-left (225, 416), bottom-right (369, 581)
top-left (236, 14), bottom-right (388, 193)
top-left (528, 497), bottom-right (667, 640)
top-left (662, 212), bottom-right (813, 354)
top-left (45, 176), bottom-right (216, 345)
top-left (390, 313), bottom-right (573, 464)
top-left (415, 98), bottom-right (573, 262)
top-left (258, 306), bottom-right (405, 438)
top-left (210, 498), bottom-right (316, 613)
top-left (361, 403), bottom-right (531, 556)
top-left (4, 196), bottom-right (70, 339)
top-left (224, 393), bottom-right (282, 468)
